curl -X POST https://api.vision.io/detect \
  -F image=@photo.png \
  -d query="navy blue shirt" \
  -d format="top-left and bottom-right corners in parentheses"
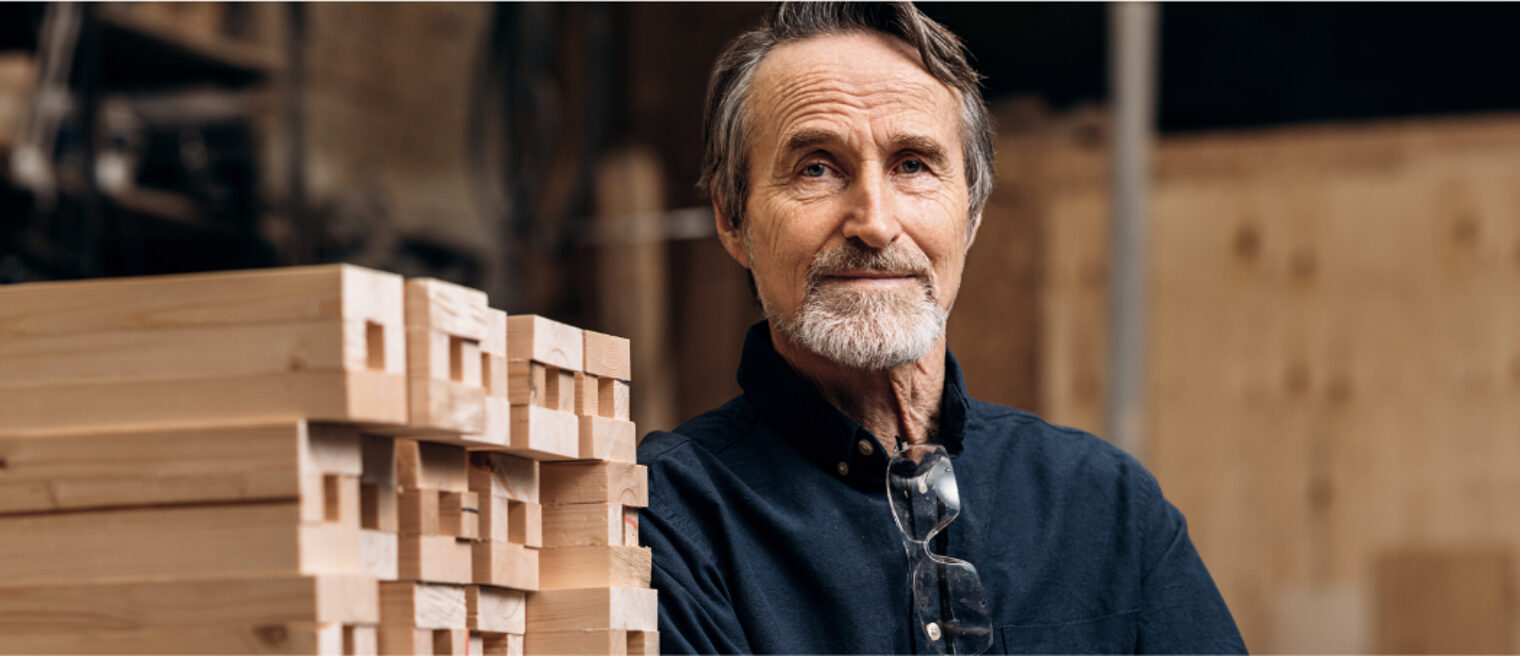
top-left (638, 323), bottom-right (1246, 654)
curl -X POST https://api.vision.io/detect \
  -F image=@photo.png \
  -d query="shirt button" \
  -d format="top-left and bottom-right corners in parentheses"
top-left (857, 439), bottom-right (874, 456)
top-left (836, 462), bottom-right (850, 476)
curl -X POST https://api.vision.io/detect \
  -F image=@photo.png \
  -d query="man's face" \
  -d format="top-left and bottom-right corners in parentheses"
top-left (717, 31), bottom-right (979, 369)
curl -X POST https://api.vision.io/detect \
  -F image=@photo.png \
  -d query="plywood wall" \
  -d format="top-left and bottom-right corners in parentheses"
top-left (1013, 107), bottom-right (1520, 652)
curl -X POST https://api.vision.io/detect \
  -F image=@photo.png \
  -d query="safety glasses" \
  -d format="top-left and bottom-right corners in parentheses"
top-left (886, 443), bottom-right (993, 655)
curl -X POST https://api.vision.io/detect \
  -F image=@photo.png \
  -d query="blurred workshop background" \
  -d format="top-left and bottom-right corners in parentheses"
top-left (3, 2), bottom-right (1520, 652)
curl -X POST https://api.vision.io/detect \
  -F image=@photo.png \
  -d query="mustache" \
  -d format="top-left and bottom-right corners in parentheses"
top-left (804, 241), bottom-right (935, 293)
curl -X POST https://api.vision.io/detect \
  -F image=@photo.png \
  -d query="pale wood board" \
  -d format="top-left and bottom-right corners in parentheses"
top-left (598, 379), bottom-right (631, 421)
top-left (0, 263), bottom-right (402, 338)
top-left (467, 585), bottom-right (527, 634)
top-left (574, 371), bottom-right (600, 417)
top-left (361, 529), bottom-right (399, 581)
top-left (508, 500), bottom-right (543, 548)
top-left (525, 587), bottom-right (658, 632)
top-left (583, 330), bottom-right (632, 381)
top-left (542, 502), bottom-right (628, 548)
top-left (0, 575), bottom-right (380, 632)
top-left (476, 631), bottom-right (524, 656)
top-left (397, 534), bottom-right (473, 585)
top-left (404, 278), bottom-right (490, 342)
top-left (1024, 109), bottom-right (1520, 649)
top-left (381, 581), bottom-right (468, 630)
top-left (0, 421), bottom-right (320, 514)
top-left (506, 315), bottom-right (584, 372)
top-left (540, 461), bottom-right (648, 508)
top-left (506, 404), bottom-right (580, 461)
top-left (360, 434), bottom-right (399, 532)
top-left (439, 491), bottom-right (480, 540)
top-left (468, 452), bottom-right (539, 502)
top-left (523, 629), bottom-right (658, 656)
top-left (0, 369), bottom-right (407, 436)
top-left (0, 620), bottom-right (370, 655)
top-left (396, 440), bottom-right (469, 492)
top-left (537, 545), bottom-right (652, 590)
top-left (579, 415), bottom-right (638, 463)
top-left (0, 502), bottom-right (361, 585)
top-left (0, 318), bottom-right (403, 386)
top-left (472, 540), bottom-right (539, 591)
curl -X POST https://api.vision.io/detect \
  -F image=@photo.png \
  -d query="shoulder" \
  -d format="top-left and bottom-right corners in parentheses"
top-left (966, 399), bottom-right (1164, 508)
top-left (638, 395), bottom-right (762, 465)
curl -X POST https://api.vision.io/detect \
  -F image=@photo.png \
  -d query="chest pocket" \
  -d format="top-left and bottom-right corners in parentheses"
top-left (995, 611), bottom-right (1139, 654)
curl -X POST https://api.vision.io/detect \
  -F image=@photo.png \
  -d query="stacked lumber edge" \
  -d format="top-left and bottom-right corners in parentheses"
top-left (0, 264), bottom-right (656, 655)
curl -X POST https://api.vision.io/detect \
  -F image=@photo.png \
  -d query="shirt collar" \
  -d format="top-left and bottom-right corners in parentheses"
top-left (736, 321), bottom-right (972, 491)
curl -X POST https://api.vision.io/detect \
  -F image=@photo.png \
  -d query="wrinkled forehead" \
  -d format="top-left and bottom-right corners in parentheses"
top-left (745, 31), bottom-right (964, 157)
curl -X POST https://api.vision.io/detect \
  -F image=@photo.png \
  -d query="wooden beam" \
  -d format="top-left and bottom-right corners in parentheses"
top-left (404, 278), bottom-right (492, 436)
top-left (0, 319), bottom-right (398, 386)
top-left (466, 585), bottom-right (526, 634)
top-left (361, 529), bottom-right (398, 581)
top-left (396, 440), bottom-right (469, 493)
top-left (582, 330), bottom-right (632, 381)
top-left (507, 315), bottom-right (584, 372)
top-left (0, 575), bottom-right (380, 632)
top-left (475, 631), bottom-right (524, 656)
top-left (439, 491), bottom-right (480, 540)
top-left (523, 630), bottom-right (658, 656)
top-left (471, 541), bottom-right (539, 591)
top-left (0, 421), bottom-right (321, 515)
top-left (360, 434), bottom-right (399, 532)
top-left (579, 415), bottom-right (637, 463)
top-left (397, 534), bottom-right (472, 585)
top-left (0, 620), bottom-right (372, 655)
top-left (525, 587), bottom-right (658, 632)
top-left (574, 372), bottom-right (600, 417)
top-left (507, 500), bottom-right (542, 548)
top-left (540, 461), bottom-right (648, 507)
top-left (506, 404), bottom-right (580, 461)
top-left (0, 502), bottom-right (361, 585)
top-left (467, 452), bottom-right (539, 503)
top-left (597, 379), bottom-right (631, 421)
top-left (538, 546), bottom-right (652, 590)
top-left (0, 263), bottom-right (403, 338)
top-left (380, 581), bottom-right (468, 630)
top-left (542, 503), bottom-right (633, 548)
top-left (0, 369), bottom-right (407, 436)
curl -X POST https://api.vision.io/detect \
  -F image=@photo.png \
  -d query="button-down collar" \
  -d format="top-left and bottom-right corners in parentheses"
top-left (735, 321), bottom-right (971, 491)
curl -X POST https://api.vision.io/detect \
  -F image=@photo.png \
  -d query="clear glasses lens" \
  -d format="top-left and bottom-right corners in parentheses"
top-left (887, 444), bottom-right (992, 655)
top-left (912, 555), bottom-right (994, 655)
top-left (887, 444), bottom-right (962, 543)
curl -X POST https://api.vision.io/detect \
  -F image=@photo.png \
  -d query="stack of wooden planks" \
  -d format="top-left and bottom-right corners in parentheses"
top-left (509, 318), bottom-right (658, 655)
top-left (0, 264), bottom-right (656, 655)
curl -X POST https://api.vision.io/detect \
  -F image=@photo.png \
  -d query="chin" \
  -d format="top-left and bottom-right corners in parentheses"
top-left (772, 285), bottom-right (947, 370)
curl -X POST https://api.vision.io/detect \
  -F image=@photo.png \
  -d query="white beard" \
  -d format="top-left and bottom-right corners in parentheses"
top-left (753, 239), bottom-right (947, 370)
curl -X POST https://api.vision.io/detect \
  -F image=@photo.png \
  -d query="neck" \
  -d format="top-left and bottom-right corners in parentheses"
top-left (769, 323), bottom-right (946, 456)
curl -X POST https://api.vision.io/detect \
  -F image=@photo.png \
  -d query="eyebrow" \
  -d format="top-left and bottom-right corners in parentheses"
top-left (781, 128), bottom-right (842, 159)
top-left (777, 129), bottom-right (951, 168)
top-left (889, 134), bottom-right (950, 168)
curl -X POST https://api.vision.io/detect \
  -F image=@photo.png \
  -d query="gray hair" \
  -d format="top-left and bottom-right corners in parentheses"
top-left (698, 2), bottom-right (995, 231)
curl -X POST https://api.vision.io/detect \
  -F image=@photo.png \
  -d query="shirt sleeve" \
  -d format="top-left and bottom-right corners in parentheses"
top-left (639, 439), bottom-right (753, 655)
top-left (1132, 468), bottom-right (1250, 654)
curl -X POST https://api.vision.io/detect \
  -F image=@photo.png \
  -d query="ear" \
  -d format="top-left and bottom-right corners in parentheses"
top-left (964, 212), bottom-right (983, 251)
top-left (714, 198), bottom-right (751, 269)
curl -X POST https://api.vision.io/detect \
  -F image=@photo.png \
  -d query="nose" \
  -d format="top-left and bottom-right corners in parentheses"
top-left (841, 171), bottom-right (902, 249)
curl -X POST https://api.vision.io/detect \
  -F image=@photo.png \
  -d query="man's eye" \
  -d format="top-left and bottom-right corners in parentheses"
top-left (802, 163), bottom-right (829, 178)
top-left (900, 159), bottom-right (925, 174)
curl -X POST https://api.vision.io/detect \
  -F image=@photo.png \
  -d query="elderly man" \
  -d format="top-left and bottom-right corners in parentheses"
top-left (637, 3), bottom-right (1246, 654)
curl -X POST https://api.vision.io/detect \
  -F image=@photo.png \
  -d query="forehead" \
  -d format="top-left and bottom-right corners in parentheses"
top-left (747, 31), bottom-right (962, 150)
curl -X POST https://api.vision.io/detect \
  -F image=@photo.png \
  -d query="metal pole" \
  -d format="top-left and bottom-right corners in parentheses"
top-left (1106, 2), bottom-right (1158, 461)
